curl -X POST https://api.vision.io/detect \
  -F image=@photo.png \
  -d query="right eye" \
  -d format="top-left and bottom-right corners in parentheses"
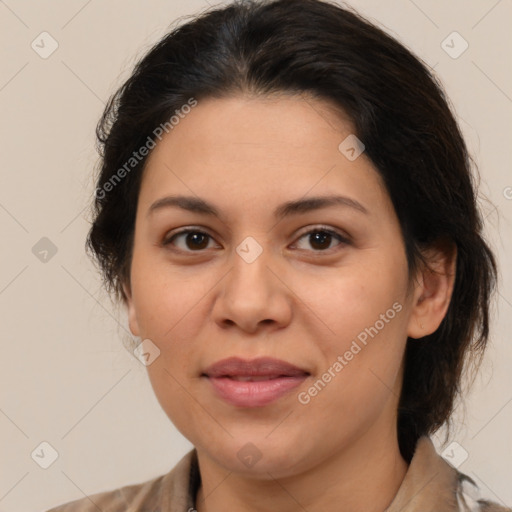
top-left (162, 229), bottom-right (219, 252)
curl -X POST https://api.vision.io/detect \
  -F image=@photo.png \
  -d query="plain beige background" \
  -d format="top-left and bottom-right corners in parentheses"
top-left (0, 0), bottom-right (511, 510)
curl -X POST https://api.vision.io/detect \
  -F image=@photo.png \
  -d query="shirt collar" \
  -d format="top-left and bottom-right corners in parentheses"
top-left (161, 436), bottom-right (464, 512)
top-left (160, 448), bottom-right (200, 512)
top-left (385, 436), bottom-right (461, 511)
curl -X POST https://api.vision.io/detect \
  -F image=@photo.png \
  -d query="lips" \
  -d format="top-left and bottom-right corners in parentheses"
top-left (203, 356), bottom-right (309, 379)
top-left (202, 357), bottom-right (310, 407)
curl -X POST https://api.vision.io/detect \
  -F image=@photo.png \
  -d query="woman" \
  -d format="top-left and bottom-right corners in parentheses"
top-left (47, 0), bottom-right (509, 510)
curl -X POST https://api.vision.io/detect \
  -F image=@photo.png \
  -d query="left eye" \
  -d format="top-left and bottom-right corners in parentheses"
top-left (163, 227), bottom-right (348, 253)
top-left (293, 228), bottom-right (348, 252)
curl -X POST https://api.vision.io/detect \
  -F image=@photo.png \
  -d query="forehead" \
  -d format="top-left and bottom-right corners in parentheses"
top-left (138, 94), bottom-right (390, 219)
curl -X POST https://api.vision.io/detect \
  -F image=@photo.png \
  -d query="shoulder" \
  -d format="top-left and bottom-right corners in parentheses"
top-left (387, 437), bottom-right (511, 511)
top-left (456, 472), bottom-right (512, 512)
top-left (45, 449), bottom-right (199, 512)
top-left (45, 473), bottom-right (166, 512)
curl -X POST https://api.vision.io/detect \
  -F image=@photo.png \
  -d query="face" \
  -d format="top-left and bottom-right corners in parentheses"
top-left (124, 94), bottom-right (424, 478)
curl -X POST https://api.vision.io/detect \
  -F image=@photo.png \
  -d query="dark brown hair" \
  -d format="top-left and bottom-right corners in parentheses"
top-left (86, 0), bottom-right (497, 461)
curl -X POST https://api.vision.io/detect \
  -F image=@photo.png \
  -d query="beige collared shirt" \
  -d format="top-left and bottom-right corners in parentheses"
top-left (46, 436), bottom-right (510, 511)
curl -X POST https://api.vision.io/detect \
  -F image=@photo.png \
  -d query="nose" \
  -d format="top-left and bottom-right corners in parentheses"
top-left (211, 243), bottom-right (293, 335)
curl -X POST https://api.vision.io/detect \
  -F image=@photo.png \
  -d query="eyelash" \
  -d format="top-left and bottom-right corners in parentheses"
top-left (161, 226), bottom-right (350, 255)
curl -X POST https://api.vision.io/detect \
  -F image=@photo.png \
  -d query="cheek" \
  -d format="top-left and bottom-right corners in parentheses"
top-left (292, 256), bottom-right (409, 406)
top-left (145, 358), bottom-right (204, 445)
top-left (129, 258), bottom-right (213, 401)
top-left (130, 254), bottom-right (209, 341)
top-left (293, 259), bottom-right (408, 351)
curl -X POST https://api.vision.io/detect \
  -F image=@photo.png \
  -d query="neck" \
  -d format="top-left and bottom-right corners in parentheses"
top-left (194, 424), bottom-right (408, 512)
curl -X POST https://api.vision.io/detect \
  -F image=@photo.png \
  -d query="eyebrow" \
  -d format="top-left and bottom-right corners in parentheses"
top-left (147, 194), bottom-right (368, 220)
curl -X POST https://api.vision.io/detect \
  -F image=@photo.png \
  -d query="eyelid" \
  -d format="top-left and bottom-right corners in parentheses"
top-left (293, 224), bottom-right (351, 243)
top-left (162, 224), bottom-right (351, 253)
top-left (162, 225), bottom-right (220, 249)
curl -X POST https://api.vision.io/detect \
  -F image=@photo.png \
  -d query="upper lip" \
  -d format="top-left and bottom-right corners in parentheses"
top-left (203, 357), bottom-right (310, 378)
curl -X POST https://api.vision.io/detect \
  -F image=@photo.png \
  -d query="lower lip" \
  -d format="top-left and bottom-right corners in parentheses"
top-left (206, 375), bottom-right (308, 407)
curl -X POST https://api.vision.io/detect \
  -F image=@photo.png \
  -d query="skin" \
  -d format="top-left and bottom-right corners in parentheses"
top-left (123, 94), bottom-right (456, 512)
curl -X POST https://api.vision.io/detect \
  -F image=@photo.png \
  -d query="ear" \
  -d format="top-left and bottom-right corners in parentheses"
top-left (407, 239), bottom-right (457, 339)
top-left (122, 281), bottom-right (141, 337)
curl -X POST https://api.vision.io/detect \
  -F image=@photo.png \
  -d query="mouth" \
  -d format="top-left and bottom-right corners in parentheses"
top-left (202, 357), bottom-right (310, 407)
top-left (220, 375), bottom-right (293, 381)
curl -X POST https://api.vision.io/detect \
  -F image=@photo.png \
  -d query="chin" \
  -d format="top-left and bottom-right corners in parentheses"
top-left (197, 432), bottom-right (315, 477)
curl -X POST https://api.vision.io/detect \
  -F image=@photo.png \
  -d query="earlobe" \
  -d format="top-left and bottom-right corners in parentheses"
top-left (122, 282), bottom-right (140, 337)
top-left (407, 240), bottom-right (457, 340)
